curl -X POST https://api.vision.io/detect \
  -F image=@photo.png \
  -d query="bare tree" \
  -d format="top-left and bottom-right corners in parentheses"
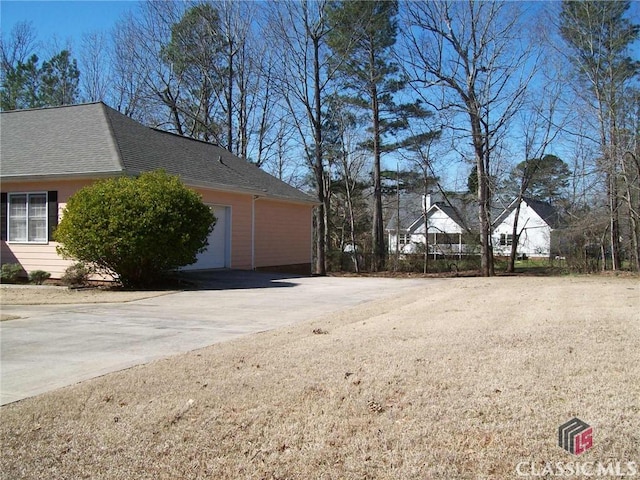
top-left (0, 21), bottom-right (37, 71)
top-left (80, 31), bottom-right (110, 102)
top-left (0, 21), bottom-right (38, 110)
top-left (503, 68), bottom-right (568, 272)
top-left (559, 0), bottom-right (639, 271)
top-left (110, 2), bottom-right (183, 125)
top-left (110, 14), bottom-right (148, 118)
top-left (619, 89), bottom-right (640, 271)
top-left (403, 1), bottom-right (536, 276)
top-left (248, 54), bottom-right (288, 169)
top-left (223, 1), bottom-right (282, 164)
top-left (266, 0), bottom-right (338, 275)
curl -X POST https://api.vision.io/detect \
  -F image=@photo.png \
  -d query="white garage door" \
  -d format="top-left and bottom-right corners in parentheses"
top-left (183, 205), bottom-right (230, 270)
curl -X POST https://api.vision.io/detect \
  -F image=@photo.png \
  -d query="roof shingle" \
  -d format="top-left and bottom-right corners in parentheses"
top-left (1, 103), bottom-right (315, 204)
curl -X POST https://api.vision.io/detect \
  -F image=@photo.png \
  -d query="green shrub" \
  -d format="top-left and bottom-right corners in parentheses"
top-left (29, 270), bottom-right (51, 285)
top-left (0, 263), bottom-right (25, 283)
top-left (54, 170), bottom-right (216, 288)
top-left (61, 263), bottom-right (91, 287)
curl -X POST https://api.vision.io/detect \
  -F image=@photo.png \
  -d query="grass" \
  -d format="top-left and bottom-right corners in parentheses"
top-left (1, 276), bottom-right (638, 479)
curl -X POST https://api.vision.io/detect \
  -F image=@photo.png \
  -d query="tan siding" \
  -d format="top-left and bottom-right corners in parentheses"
top-left (1, 241), bottom-right (74, 278)
top-left (2, 179), bottom-right (312, 278)
top-left (1, 180), bottom-right (93, 278)
top-left (254, 200), bottom-right (312, 268)
top-left (1, 179), bottom-right (94, 200)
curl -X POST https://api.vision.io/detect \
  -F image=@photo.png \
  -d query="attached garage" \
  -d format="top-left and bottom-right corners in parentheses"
top-left (183, 205), bottom-right (231, 270)
top-left (0, 103), bottom-right (317, 278)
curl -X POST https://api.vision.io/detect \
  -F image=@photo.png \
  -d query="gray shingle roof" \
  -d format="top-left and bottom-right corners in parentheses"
top-left (388, 192), bottom-right (548, 234)
top-left (388, 192), bottom-right (481, 233)
top-left (493, 197), bottom-right (560, 229)
top-left (1, 103), bottom-right (316, 204)
top-left (385, 192), bottom-right (425, 232)
top-left (1, 102), bottom-right (122, 177)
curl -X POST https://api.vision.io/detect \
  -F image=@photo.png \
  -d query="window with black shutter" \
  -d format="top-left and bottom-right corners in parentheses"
top-left (3, 191), bottom-right (58, 243)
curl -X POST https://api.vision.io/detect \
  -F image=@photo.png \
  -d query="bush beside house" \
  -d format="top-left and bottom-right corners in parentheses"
top-left (54, 170), bottom-right (216, 288)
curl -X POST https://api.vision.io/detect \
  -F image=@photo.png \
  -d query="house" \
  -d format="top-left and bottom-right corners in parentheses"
top-left (1, 102), bottom-right (317, 278)
top-left (387, 193), bottom-right (479, 257)
top-left (492, 197), bottom-right (560, 258)
top-left (387, 193), bottom-right (559, 259)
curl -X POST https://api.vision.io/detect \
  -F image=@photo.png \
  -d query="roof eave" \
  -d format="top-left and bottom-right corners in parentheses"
top-left (0, 171), bottom-right (318, 205)
top-left (0, 171), bottom-right (125, 183)
top-left (175, 176), bottom-right (319, 206)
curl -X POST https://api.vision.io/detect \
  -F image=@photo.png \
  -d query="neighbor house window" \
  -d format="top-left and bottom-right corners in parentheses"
top-left (499, 234), bottom-right (513, 246)
top-left (8, 193), bottom-right (48, 242)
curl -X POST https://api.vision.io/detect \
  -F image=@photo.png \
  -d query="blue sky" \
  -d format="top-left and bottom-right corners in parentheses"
top-left (1, 1), bottom-right (139, 48)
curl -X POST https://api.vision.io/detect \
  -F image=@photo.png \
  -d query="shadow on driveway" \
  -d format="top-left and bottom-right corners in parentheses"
top-left (176, 269), bottom-right (303, 290)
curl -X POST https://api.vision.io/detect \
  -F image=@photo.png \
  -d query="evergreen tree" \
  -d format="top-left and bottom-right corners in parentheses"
top-left (505, 155), bottom-right (571, 205)
top-left (39, 50), bottom-right (80, 107)
top-left (0, 54), bottom-right (39, 110)
top-left (326, 0), bottom-right (427, 271)
top-left (1, 50), bottom-right (79, 110)
top-left (560, 0), bottom-right (639, 270)
top-left (162, 3), bottom-right (225, 142)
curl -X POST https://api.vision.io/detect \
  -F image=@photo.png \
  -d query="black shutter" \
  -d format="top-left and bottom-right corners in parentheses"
top-left (1, 192), bottom-right (6, 241)
top-left (48, 191), bottom-right (58, 241)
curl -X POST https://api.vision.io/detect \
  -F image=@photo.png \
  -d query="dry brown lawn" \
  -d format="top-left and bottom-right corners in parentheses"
top-left (1, 276), bottom-right (638, 479)
top-left (0, 284), bottom-right (172, 306)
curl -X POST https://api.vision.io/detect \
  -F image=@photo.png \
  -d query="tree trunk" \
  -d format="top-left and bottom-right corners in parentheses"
top-left (323, 174), bottom-right (331, 271)
top-left (507, 198), bottom-right (523, 273)
top-left (470, 109), bottom-right (493, 277)
top-left (313, 36), bottom-right (326, 275)
top-left (371, 69), bottom-right (385, 272)
top-left (346, 178), bottom-right (360, 273)
top-left (608, 172), bottom-right (621, 270)
top-left (621, 152), bottom-right (640, 271)
top-left (226, 43), bottom-right (234, 152)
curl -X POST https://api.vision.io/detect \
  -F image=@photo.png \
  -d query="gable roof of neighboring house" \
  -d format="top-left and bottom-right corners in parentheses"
top-left (388, 192), bottom-right (480, 234)
top-left (385, 192), bottom-right (425, 232)
top-left (493, 197), bottom-right (561, 229)
top-left (0, 102), bottom-right (316, 204)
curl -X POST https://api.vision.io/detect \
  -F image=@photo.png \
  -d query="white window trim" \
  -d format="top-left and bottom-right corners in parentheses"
top-left (7, 191), bottom-right (49, 244)
top-left (499, 233), bottom-right (514, 247)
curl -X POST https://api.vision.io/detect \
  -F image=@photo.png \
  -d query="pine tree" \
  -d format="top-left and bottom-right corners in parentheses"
top-left (326, 0), bottom-right (427, 271)
top-left (162, 3), bottom-right (225, 142)
top-left (39, 50), bottom-right (80, 107)
top-left (1, 50), bottom-right (79, 110)
top-left (560, 0), bottom-right (639, 270)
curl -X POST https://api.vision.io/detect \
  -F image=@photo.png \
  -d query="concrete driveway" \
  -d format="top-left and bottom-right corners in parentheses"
top-left (0, 271), bottom-right (432, 405)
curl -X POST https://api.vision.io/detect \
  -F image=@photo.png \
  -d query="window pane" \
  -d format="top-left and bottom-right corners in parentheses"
top-left (28, 218), bottom-right (46, 242)
top-left (9, 217), bottom-right (27, 241)
top-left (28, 194), bottom-right (47, 242)
top-left (29, 194), bottom-right (47, 218)
top-left (8, 194), bottom-right (27, 241)
top-left (9, 194), bottom-right (26, 216)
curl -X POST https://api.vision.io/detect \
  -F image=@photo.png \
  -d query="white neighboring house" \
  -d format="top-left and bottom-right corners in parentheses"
top-left (492, 197), bottom-right (559, 258)
top-left (388, 194), bottom-right (559, 259)
top-left (388, 194), bottom-right (475, 257)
